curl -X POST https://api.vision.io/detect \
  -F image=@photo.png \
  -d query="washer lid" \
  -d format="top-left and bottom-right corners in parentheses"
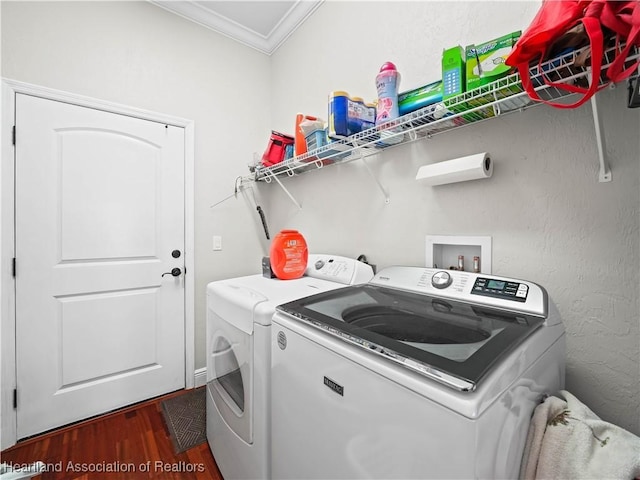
top-left (276, 284), bottom-right (545, 391)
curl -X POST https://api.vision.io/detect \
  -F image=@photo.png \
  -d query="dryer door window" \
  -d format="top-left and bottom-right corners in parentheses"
top-left (213, 336), bottom-right (244, 412)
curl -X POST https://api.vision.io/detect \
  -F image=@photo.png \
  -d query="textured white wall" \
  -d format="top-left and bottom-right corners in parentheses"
top-left (266, 1), bottom-right (640, 435)
top-left (2, 0), bottom-right (638, 438)
top-left (1, 1), bottom-right (272, 372)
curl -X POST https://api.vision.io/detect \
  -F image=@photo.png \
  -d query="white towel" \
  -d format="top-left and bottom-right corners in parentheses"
top-left (520, 390), bottom-right (640, 480)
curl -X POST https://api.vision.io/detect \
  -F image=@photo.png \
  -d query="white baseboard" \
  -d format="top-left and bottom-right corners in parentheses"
top-left (194, 367), bottom-right (207, 388)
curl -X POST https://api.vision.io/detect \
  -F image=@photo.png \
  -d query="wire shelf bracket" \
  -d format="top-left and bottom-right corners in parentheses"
top-left (360, 154), bottom-right (390, 204)
top-left (590, 93), bottom-right (612, 183)
top-left (265, 171), bottom-right (302, 210)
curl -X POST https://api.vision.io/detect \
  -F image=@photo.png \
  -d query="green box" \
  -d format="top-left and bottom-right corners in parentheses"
top-left (442, 46), bottom-right (465, 101)
top-left (442, 44), bottom-right (476, 121)
top-left (398, 81), bottom-right (443, 116)
top-left (442, 34), bottom-right (523, 123)
top-left (465, 31), bottom-right (521, 91)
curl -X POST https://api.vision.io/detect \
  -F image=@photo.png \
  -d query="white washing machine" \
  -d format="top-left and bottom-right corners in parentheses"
top-left (271, 266), bottom-right (566, 479)
top-left (206, 255), bottom-right (374, 480)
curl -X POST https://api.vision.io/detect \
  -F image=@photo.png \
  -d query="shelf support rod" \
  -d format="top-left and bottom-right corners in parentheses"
top-left (360, 157), bottom-right (390, 204)
top-left (590, 94), bottom-right (612, 183)
top-left (270, 173), bottom-right (302, 210)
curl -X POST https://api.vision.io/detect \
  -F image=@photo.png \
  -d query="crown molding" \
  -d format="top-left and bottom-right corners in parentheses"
top-left (149, 1), bottom-right (323, 55)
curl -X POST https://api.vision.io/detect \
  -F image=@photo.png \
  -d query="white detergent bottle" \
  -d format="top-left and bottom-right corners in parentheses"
top-left (375, 61), bottom-right (403, 145)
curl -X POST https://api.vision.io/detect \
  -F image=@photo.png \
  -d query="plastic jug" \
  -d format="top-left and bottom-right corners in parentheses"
top-left (269, 230), bottom-right (308, 280)
top-left (295, 114), bottom-right (319, 157)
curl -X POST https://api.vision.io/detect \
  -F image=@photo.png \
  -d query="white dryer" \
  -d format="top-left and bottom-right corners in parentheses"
top-left (271, 266), bottom-right (566, 479)
top-left (205, 254), bottom-right (373, 480)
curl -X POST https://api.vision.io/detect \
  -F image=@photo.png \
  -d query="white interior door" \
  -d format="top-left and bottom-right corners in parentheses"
top-left (15, 93), bottom-right (186, 439)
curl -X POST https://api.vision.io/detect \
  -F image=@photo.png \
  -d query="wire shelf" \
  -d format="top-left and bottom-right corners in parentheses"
top-left (251, 43), bottom-right (639, 183)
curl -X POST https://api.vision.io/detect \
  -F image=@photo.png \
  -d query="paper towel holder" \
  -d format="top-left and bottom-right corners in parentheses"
top-left (415, 152), bottom-right (493, 186)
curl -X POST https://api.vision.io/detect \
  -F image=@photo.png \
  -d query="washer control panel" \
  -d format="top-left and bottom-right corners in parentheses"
top-left (471, 277), bottom-right (528, 302)
top-left (370, 266), bottom-right (548, 317)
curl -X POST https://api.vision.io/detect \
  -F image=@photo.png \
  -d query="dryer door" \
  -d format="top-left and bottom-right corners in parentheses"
top-left (208, 308), bottom-right (254, 444)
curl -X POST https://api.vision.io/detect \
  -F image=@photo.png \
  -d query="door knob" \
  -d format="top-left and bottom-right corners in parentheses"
top-left (162, 268), bottom-right (182, 277)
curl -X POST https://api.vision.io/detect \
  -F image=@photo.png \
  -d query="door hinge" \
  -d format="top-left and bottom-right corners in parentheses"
top-left (12, 125), bottom-right (16, 146)
top-left (13, 388), bottom-right (17, 409)
top-left (12, 258), bottom-right (16, 278)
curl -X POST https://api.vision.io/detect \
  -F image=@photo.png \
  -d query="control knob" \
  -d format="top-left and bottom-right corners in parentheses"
top-left (431, 271), bottom-right (452, 289)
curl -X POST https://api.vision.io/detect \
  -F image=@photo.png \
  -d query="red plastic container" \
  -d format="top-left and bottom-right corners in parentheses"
top-left (269, 230), bottom-right (308, 280)
top-left (262, 131), bottom-right (294, 167)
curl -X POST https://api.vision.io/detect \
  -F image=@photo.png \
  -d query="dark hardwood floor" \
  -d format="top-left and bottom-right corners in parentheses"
top-left (0, 390), bottom-right (223, 480)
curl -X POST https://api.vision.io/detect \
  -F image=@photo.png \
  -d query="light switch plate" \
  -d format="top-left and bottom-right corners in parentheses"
top-left (213, 235), bottom-right (222, 251)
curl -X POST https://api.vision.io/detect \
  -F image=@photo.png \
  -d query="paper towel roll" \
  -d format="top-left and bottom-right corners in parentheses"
top-left (415, 152), bottom-right (493, 186)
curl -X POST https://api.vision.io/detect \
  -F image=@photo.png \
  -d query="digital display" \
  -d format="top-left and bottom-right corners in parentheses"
top-left (472, 278), bottom-right (527, 302)
top-left (487, 280), bottom-right (506, 290)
